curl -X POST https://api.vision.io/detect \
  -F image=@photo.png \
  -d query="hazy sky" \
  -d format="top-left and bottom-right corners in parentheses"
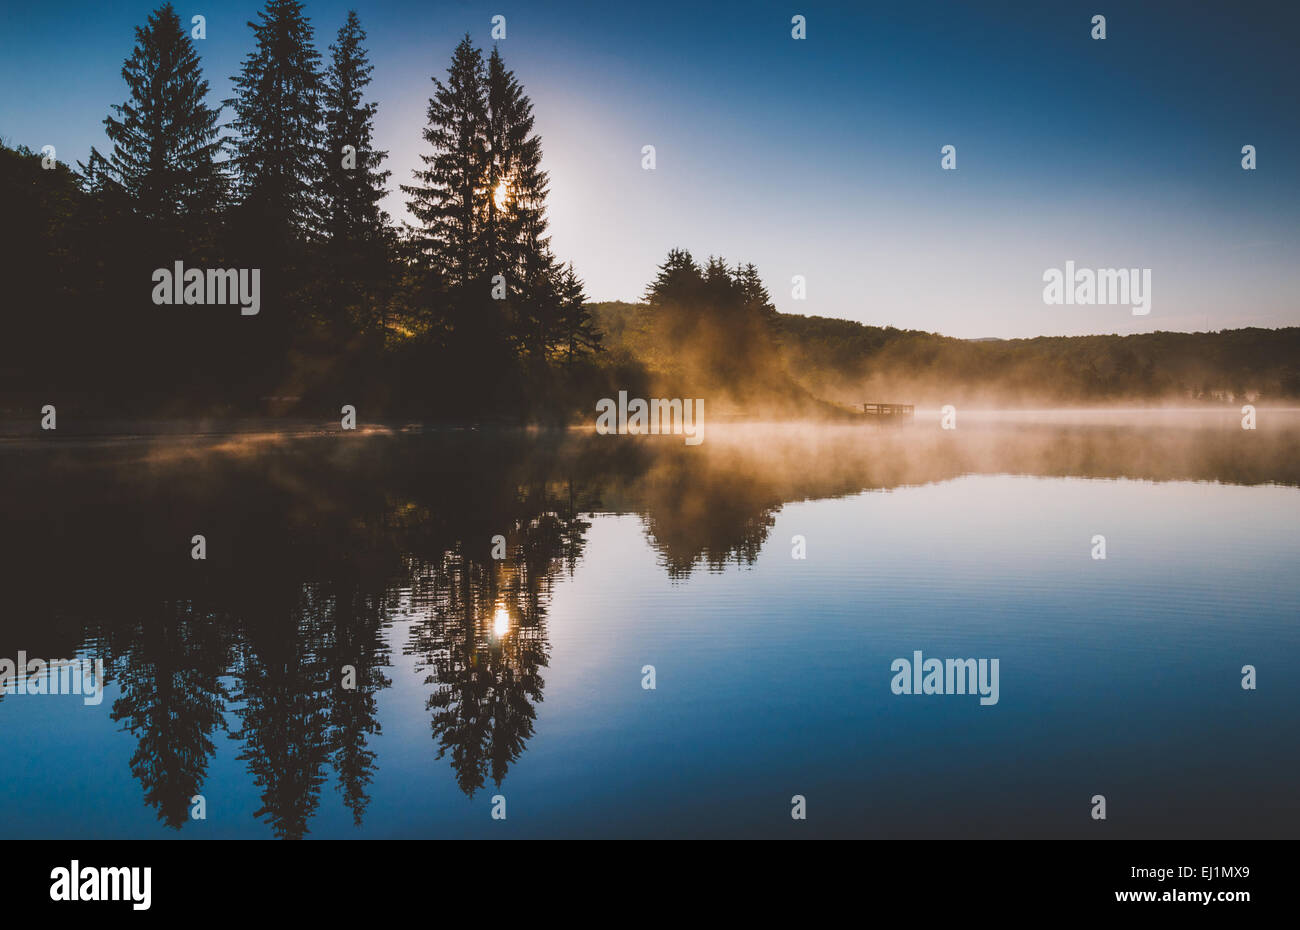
top-left (2, 0), bottom-right (1297, 338)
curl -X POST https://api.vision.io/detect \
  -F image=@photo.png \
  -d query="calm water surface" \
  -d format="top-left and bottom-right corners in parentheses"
top-left (1, 411), bottom-right (1297, 838)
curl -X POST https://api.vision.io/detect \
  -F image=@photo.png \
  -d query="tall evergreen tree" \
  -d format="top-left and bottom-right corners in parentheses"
top-left (405, 39), bottom-right (559, 379)
top-left (484, 46), bottom-right (548, 294)
top-left (321, 10), bottom-right (389, 244)
top-left (556, 262), bottom-right (601, 368)
top-left (319, 10), bottom-right (391, 336)
top-left (226, 0), bottom-right (324, 244)
top-left (95, 3), bottom-right (225, 228)
top-left (702, 255), bottom-right (737, 308)
top-left (517, 246), bottom-right (561, 363)
top-left (735, 262), bottom-right (777, 317)
top-left (403, 35), bottom-right (487, 290)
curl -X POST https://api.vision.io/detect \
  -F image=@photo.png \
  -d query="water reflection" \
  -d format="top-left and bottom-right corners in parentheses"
top-left (0, 413), bottom-right (1296, 836)
top-left (106, 606), bottom-right (229, 830)
top-left (403, 502), bottom-right (591, 799)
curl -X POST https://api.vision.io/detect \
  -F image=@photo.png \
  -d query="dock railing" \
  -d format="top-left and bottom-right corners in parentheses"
top-left (863, 403), bottom-right (915, 419)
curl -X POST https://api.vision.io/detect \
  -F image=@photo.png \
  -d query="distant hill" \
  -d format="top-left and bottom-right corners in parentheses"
top-left (589, 302), bottom-right (1300, 411)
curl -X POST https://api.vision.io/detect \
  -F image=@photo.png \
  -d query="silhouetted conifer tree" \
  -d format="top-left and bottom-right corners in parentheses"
top-left (735, 262), bottom-right (776, 317)
top-left (226, 0), bottom-right (324, 244)
top-left (321, 11), bottom-right (388, 244)
top-left (556, 262), bottom-right (601, 367)
top-left (403, 36), bottom-right (487, 290)
top-left (702, 255), bottom-right (737, 308)
top-left (319, 10), bottom-right (391, 338)
top-left (484, 47), bottom-right (548, 300)
top-left (645, 248), bottom-right (705, 308)
top-left (94, 3), bottom-right (226, 234)
top-left (109, 607), bottom-right (231, 830)
top-left (516, 246), bottom-right (560, 362)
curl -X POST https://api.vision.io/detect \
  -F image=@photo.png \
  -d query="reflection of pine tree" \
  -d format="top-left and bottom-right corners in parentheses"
top-left (637, 461), bottom-right (779, 578)
top-left (407, 552), bottom-right (543, 797)
top-left (229, 585), bottom-right (334, 840)
top-left (320, 580), bottom-right (391, 827)
top-left (403, 496), bottom-right (600, 797)
top-left (229, 577), bottom-right (393, 836)
top-left (108, 604), bottom-right (230, 830)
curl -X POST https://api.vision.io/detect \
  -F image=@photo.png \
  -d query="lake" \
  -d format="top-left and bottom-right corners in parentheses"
top-left (1, 410), bottom-right (1297, 838)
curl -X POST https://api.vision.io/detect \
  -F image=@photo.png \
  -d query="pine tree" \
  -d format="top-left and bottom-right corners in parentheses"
top-left (403, 35), bottom-right (487, 290)
top-left (735, 262), bottom-right (776, 317)
top-left (226, 0), bottom-right (324, 244)
top-left (96, 3), bottom-right (225, 229)
top-left (404, 37), bottom-right (589, 391)
top-left (321, 10), bottom-right (389, 244)
top-left (556, 263), bottom-right (601, 368)
top-left (702, 255), bottom-right (737, 308)
top-left (517, 246), bottom-right (561, 363)
top-left (645, 248), bottom-right (704, 307)
top-left (484, 47), bottom-right (548, 295)
top-left (319, 10), bottom-right (390, 336)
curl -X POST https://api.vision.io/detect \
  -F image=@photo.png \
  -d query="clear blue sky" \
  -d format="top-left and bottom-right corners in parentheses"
top-left (2, 0), bottom-right (1297, 337)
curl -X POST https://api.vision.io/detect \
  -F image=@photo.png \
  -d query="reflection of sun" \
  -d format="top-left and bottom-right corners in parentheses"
top-left (493, 179), bottom-right (510, 211)
top-left (493, 606), bottom-right (511, 638)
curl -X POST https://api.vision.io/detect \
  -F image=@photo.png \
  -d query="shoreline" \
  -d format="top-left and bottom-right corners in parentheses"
top-left (0, 405), bottom-right (1298, 446)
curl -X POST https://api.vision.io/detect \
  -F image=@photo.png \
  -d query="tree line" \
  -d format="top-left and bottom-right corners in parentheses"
top-left (2, 0), bottom-right (1293, 419)
top-left (596, 249), bottom-right (1300, 409)
top-left (0, 1), bottom-right (604, 420)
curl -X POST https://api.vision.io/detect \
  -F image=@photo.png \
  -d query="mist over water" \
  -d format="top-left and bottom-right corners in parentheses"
top-left (1, 410), bottom-right (1296, 838)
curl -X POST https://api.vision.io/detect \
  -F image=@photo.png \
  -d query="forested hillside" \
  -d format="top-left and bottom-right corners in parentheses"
top-left (593, 301), bottom-right (1300, 410)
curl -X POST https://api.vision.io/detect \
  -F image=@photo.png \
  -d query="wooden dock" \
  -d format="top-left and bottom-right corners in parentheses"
top-left (863, 403), bottom-right (914, 422)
